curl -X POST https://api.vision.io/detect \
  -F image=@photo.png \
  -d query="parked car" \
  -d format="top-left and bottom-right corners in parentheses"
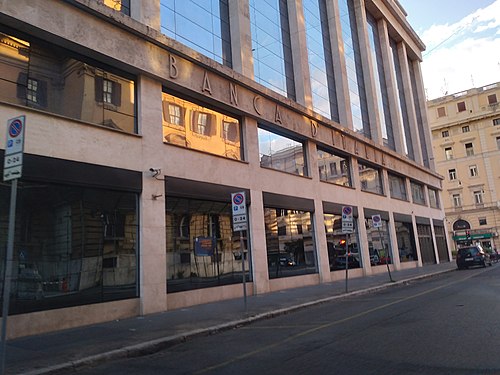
top-left (456, 245), bottom-right (492, 269)
top-left (333, 254), bottom-right (360, 270)
top-left (485, 248), bottom-right (499, 263)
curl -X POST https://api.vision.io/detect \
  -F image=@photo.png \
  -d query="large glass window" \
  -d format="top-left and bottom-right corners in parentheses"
top-left (265, 208), bottom-right (316, 279)
top-left (258, 127), bottom-right (306, 176)
top-left (428, 188), bottom-right (439, 208)
top-left (324, 213), bottom-right (361, 270)
top-left (408, 59), bottom-right (429, 167)
top-left (339, 0), bottom-right (369, 136)
top-left (394, 219), bottom-right (418, 262)
top-left (366, 215), bottom-right (393, 265)
top-left (162, 92), bottom-right (242, 160)
top-left (411, 181), bottom-right (425, 205)
top-left (358, 160), bottom-right (383, 195)
top-left (165, 197), bottom-right (249, 293)
top-left (0, 182), bottom-right (138, 315)
top-left (367, 13), bottom-right (394, 150)
top-left (160, 0), bottom-right (232, 67)
top-left (303, 0), bottom-right (338, 120)
top-left (250, 0), bottom-right (294, 98)
top-left (317, 148), bottom-right (351, 187)
top-left (0, 31), bottom-right (136, 133)
top-left (388, 173), bottom-right (407, 201)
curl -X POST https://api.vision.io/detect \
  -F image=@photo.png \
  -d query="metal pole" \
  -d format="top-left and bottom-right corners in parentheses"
top-left (0, 179), bottom-right (18, 374)
top-left (378, 226), bottom-right (394, 282)
top-left (239, 231), bottom-right (247, 310)
top-left (345, 233), bottom-right (349, 293)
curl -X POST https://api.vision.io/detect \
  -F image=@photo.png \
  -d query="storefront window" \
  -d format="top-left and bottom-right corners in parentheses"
top-left (162, 92), bottom-right (243, 160)
top-left (0, 31), bottom-right (136, 133)
top-left (365, 215), bottom-right (393, 265)
top-left (318, 148), bottom-right (351, 187)
top-left (0, 182), bottom-right (138, 315)
top-left (324, 213), bottom-right (361, 270)
top-left (358, 160), bottom-right (383, 195)
top-left (264, 208), bottom-right (316, 279)
top-left (258, 127), bottom-right (306, 176)
top-left (394, 219), bottom-right (418, 262)
top-left (165, 197), bottom-right (249, 292)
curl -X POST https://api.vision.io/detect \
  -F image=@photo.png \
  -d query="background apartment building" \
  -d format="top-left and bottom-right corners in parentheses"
top-left (428, 82), bottom-right (500, 253)
top-left (0, 0), bottom-right (448, 338)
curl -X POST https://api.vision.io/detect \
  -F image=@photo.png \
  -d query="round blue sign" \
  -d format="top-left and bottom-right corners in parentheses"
top-left (9, 119), bottom-right (23, 138)
top-left (233, 193), bottom-right (244, 205)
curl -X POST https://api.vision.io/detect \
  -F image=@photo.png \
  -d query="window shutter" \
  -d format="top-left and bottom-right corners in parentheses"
top-left (209, 114), bottom-right (217, 136)
top-left (16, 72), bottom-right (28, 100)
top-left (228, 123), bottom-right (238, 141)
top-left (95, 76), bottom-right (103, 102)
top-left (112, 81), bottom-right (121, 106)
top-left (38, 80), bottom-right (48, 107)
top-left (190, 111), bottom-right (198, 132)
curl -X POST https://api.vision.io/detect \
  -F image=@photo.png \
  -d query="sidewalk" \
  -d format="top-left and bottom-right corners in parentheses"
top-left (6, 262), bottom-right (457, 375)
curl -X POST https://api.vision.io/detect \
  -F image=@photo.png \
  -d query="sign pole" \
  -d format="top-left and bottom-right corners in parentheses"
top-left (377, 226), bottom-right (394, 282)
top-left (344, 233), bottom-right (349, 293)
top-left (240, 231), bottom-right (247, 310)
top-left (0, 179), bottom-right (18, 374)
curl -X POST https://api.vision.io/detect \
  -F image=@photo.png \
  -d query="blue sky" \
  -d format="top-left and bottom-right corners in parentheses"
top-left (399, 0), bottom-right (500, 99)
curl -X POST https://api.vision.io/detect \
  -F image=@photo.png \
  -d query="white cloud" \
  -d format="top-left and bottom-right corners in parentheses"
top-left (420, 0), bottom-right (500, 99)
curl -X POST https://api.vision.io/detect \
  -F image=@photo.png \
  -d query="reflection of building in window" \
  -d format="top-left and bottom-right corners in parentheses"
top-left (411, 181), bottom-right (425, 204)
top-left (317, 148), bottom-right (351, 186)
top-left (162, 92), bottom-right (242, 160)
top-left (358, 162), bottom-right (382, 194)
top-left (27, 78), bottom-right (38, 103)
top-left (103, 78), bottom-right (113, 104)
top-left (95, 76), bottom-right (121, 107)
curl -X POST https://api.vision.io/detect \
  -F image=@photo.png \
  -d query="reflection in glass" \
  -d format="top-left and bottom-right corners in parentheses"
top-left (366, 217), bottom-right (392, 265)
top-left (338, 0), bottom-right (369, 136)
top-left (303, 0), bottom-right (337, 120)
top-left (249, 0), bottom-right (294, 98)
top-left (428, 188), bottom-right (439, 208)
top-left (388, 173), bottom-right (407, 200)
top-left (160, 0), bottom-right (232, 66)
top-left (318, 148), bottom-right (351, 186)
top-left (0, 182), bottom-right (138, 315)
top-left (0, 31), bottom-right (136, 133)
top-left (358, 161), bottom-right (383, 195)
top-left (367, 13), bottom-right (394, 149)
top-left (395, 220), bottom-right (418, 262)
top-left (162, 92), bottom-right (242, 160)
top-left (165, 197), bottom-right (249, 292)
top-left (265, 208), bottom-right (316, 279)
top-left (258, 127), bottom-right (306, 176)
top-left (411, 181), bottom-right (425, 205)
top-left (324, 214), bottom-right (361, 270)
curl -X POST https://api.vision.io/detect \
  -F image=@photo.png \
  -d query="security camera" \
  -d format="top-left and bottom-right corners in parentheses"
top-left (149, 168), bottom-right (161, 177)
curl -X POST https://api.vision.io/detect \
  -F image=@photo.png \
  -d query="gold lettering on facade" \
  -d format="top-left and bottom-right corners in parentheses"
top-left (253, 96), bottom-right (262, 115)
top-left (230, 83), bottom-right (238, 107)
top-left (202, 71), bottom-right (213, 95)
top-left (275, 105), bottom-right (282, 124)
top-left (311, 120), bottom-right (318, 137)
top-left (169, 55), bottom-right (178, 79)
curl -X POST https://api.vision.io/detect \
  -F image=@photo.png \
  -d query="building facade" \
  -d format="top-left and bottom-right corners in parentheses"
top-left (0, 0), bottom-right (448, 338)
top-left (428, 83), bottom-right (500, 253)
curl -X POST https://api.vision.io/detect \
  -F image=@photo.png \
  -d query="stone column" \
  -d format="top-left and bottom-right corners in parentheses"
top-left (228, 0), bottom-right (254, 78)
top-left (324, 0), bottom-right (352, 128)
top-left (398, 42), bottom-right (423, 165)
top-left (353, 0), bottom-right (382, 144)
top-left (378, 19), bottom-right (405, 155)
top-left (138, 75), bottom-right (167, 314)
top-left (287, 0), bottom-right (313, 108)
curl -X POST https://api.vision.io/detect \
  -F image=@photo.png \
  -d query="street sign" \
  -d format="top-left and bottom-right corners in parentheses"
top-left (231, 192), bottom-right (248, 231)
top-left (372, 214), bottom-right (382, 228)
top-left (342, 205), bottom-right (354, 233)
top-left (3, 116), bottom-right (25, 182)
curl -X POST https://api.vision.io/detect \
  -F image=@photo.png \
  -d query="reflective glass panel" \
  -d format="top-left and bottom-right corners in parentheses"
top-left (366, 216), bottom-right (393, 265)
top-left (394, 220), bottom-right (418, 262)
top-left (258, 127), bottom-right (306, 176)
top-left (411, 181), bottom-right (425, 205)
top-left (388, 173), bottom-right (407, 200)
top-left (324, 214), bottom-right (362, 270)
top-left (0, 31), bottom-right (136, 133)
top-left (317, 148), bottom-right (351, 187)
top-left (265, 208), bottom-right (317, 279)
top-left (162, 92), bottom-right (243, 160)
top-left (358, 160), bottom-right (383, 195)
top-left (165, 197), bottom-right (250, 293)
top-left (0, 182), bottom-right (138, 315)
top-left (160, 0), bottom-right (232, 66)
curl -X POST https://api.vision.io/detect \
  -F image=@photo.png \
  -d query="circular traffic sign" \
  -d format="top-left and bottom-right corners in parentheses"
top-left (9, 119), bottom-right (23, 138)
top-left (233, 193), bottom-right (244, 205)
top-left (372, 215), bottom-right (381, 223)
top-left (342, 206), bottom-right (352, 216)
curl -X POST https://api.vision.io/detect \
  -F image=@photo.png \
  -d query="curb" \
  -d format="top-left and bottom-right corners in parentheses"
top-left (20, 268), bottom-right (455, 375)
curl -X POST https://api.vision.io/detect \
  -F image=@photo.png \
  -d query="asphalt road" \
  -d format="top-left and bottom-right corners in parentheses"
top-left (75, 265), bottom-right (500, 375)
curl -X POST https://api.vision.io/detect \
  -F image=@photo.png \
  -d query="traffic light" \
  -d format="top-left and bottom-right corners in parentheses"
top-left (466, 230), bottom-right (471, 240)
